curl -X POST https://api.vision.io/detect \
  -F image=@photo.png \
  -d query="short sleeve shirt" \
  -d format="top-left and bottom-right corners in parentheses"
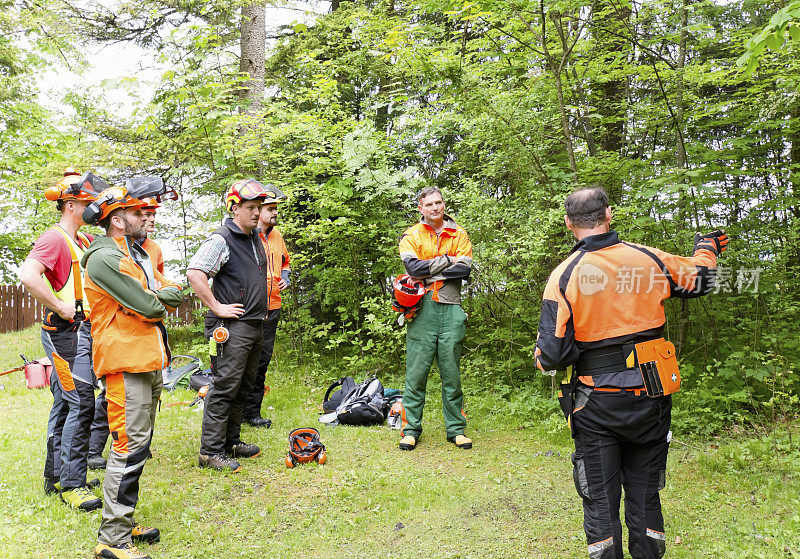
top-left (187, 234), bottom-right (229, 277)
top-left (26, 227), bottom-right (93, 292)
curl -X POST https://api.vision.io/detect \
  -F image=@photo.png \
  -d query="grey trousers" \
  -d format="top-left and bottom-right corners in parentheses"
top-left (97, 370), bottom-right (161, 546)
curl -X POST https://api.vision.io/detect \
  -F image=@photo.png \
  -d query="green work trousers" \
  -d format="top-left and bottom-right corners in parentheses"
top-left (403, 293), bottom-right (467, 440)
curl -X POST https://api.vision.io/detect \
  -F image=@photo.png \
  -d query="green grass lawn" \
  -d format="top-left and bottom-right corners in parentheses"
top-left (0, 325), bottom-right (798, 558)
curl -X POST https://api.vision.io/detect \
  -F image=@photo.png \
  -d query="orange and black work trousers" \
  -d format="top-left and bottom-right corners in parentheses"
top-left (571, 386), bottom-right (671, 559)
top-left (41, 319), bottom-right (96, 490)
top-left (98, 370), bottom-right (161, 546)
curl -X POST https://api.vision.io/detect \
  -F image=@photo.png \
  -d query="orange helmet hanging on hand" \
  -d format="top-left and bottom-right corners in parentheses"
top-left (392, 274), bottom-right (425, 325)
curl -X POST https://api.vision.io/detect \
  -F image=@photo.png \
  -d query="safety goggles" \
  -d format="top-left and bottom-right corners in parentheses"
top-left (236, 180), bottom-right (270, 201)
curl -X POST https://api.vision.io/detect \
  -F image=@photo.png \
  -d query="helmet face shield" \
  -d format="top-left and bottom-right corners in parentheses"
top-left (124, 176), bottom-right (177, 203)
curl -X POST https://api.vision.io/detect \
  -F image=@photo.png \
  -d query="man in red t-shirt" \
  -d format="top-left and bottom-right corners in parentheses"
top-left (19, 169), bottom-right (102, 511)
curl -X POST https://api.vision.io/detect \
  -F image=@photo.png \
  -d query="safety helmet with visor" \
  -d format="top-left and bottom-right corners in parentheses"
top-left (82, 186), bottom-right (145, 226)
top-left (44, 168), bottom-right (98, 202)
top-left (225, 179), bottom-right (273, 211)
top-left (393, 274), bottom-right (425, 308)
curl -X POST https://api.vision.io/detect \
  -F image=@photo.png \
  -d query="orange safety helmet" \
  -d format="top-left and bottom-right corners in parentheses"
top-left (82, 186), bottom-right (145, 225)
top-left (140, 197), bottom-right (161, 210)
top-left (44, 168), bottom-right (97, 202)
top-left (225, 179), bottom-right (270, 211)
top-left (392, 274), bottom-right (425, 308)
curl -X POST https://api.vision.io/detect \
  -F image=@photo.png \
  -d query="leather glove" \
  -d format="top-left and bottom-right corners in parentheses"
top-left (694, 230), bottom-right (729, 256)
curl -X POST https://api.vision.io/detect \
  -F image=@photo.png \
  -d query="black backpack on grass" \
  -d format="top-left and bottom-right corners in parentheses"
top-left (322, 376), bottom-right (357, 413)
top-left (320, 376), bottom-right (387, 426)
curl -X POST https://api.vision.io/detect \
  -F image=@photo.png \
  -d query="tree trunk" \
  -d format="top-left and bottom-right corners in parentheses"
top-left (240, 2), bottom-right (266, 112)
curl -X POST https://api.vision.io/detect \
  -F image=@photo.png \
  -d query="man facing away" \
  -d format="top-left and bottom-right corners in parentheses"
top-left (397, 186), bottom-right (474, 451)
top-left (242, 186), bottom-right (291, 427)
top-left (19, 168), bottom-right (101, 511)
top-left (187, 179), bottom-right (272, 472)
top-left (82, 186), bottom-right (183, 559)
top-left (534, 187), bottom-right (728, 559)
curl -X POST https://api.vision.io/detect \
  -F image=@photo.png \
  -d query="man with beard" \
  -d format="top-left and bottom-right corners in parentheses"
top-left (87, 197), bottom-right (166, 471)
top-left (82, 186), bottom-right (183, 559)
top-left (242, 186), bottom-right (290, 427)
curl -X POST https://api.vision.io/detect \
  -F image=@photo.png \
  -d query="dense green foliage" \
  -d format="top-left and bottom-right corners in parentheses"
top-left (2, 0), bottom-right (799, 435)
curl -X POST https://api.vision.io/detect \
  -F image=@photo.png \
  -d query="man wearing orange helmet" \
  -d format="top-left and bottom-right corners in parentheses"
top-left (86, 197), bottom-right (166, 471)
top-left (81, 185), bottom-right (183, 559)
top-left (187, 179), bottom-right (271, 472)
top-left (19, 168), bottom-right (102, 511)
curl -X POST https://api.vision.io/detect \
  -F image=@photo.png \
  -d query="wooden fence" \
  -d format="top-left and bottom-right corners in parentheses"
top-left (0, 284), bottom-right (202, 333)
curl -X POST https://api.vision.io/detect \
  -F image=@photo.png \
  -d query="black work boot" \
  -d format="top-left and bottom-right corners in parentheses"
top-left (225, 441), bottom-right (261, 458)
top-left (88, 454), bottom-right (107, 470)
top-left (198, 453), bottom-right (242, 472)
top-left (245, 417), bottom-right (272, 428)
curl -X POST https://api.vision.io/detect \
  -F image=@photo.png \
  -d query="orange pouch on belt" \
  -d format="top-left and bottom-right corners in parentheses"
top-left (635, 338), bottom-right (680, 397)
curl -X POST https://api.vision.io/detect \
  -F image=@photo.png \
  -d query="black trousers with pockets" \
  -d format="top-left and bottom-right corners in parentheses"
top-left (571, 387), bottom-right (671, 559)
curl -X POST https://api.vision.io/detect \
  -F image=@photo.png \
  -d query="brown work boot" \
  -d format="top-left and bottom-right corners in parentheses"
top-left (225, 441), bottom-right (261, 458)
top-left (398, 435), bottom-right (417, 451)
top-left (448, 434), bottom-right (473, 449)
top-left (198, 453), bottom-right (242, 472)
top-left (94, 542), bottom-right (151, 559)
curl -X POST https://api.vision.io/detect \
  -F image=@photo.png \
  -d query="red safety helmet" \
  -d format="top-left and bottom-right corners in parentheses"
top-left (44, 168), bottom-right (97, 202)
top-left (225, 179), bottom-right (270, 211)
top-left (393, 274), bottom-right (425, 308)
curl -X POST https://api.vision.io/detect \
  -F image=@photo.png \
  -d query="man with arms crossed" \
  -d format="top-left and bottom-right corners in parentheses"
top-left (82, 186), bottom-right (182, 559)
top-left (398, 186), bottom-right (473, 451)
top-left (243, 186), bottom-right (290, 427)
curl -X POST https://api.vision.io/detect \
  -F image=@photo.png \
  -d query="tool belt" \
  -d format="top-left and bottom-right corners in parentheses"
top-left (576, 338), bottom-right (680, 397)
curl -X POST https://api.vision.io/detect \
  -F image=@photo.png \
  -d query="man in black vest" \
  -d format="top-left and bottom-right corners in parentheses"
top-left (187, 179), bottom-right (272, 472)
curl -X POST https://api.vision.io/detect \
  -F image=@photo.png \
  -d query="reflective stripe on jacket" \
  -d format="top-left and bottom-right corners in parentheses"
top-left (259, 226), bottom-right (290, 311)
top-left (82, 236), bottom-right (183, 378)
top-left (535, 231), bottom-right (717, 376)
top-left (398, 216), bottom-right (472, 305)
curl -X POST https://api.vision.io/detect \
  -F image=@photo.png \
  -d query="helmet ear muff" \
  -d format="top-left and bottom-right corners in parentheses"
top-left (82, 202), bottom-right (102, 225)
top-left (44, 186), bottom-right (62, 201)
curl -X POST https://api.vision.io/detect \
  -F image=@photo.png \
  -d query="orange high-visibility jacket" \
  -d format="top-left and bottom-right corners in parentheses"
top-left (81, 236), bottom-right (183, 378)
top-left (259, 226), bottom-right (290, 311)
top-left (399, 216), bottom-right (472, 305)
top-left (535, 231), bottom-right (717, 377)
top-left (140, 238), bottom-right (164, 274)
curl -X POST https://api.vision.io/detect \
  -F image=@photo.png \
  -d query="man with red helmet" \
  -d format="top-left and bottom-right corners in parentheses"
top-left (81, 185), bottom-right (183, 559)
top-left (397, 186), bottom-right (473, 451)
top-left (19, 168), bottom-right (102, 511)
top-left (187, 179), bottom-right (272, 472)
top-left (242, 185), bottom-right (290, 427)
